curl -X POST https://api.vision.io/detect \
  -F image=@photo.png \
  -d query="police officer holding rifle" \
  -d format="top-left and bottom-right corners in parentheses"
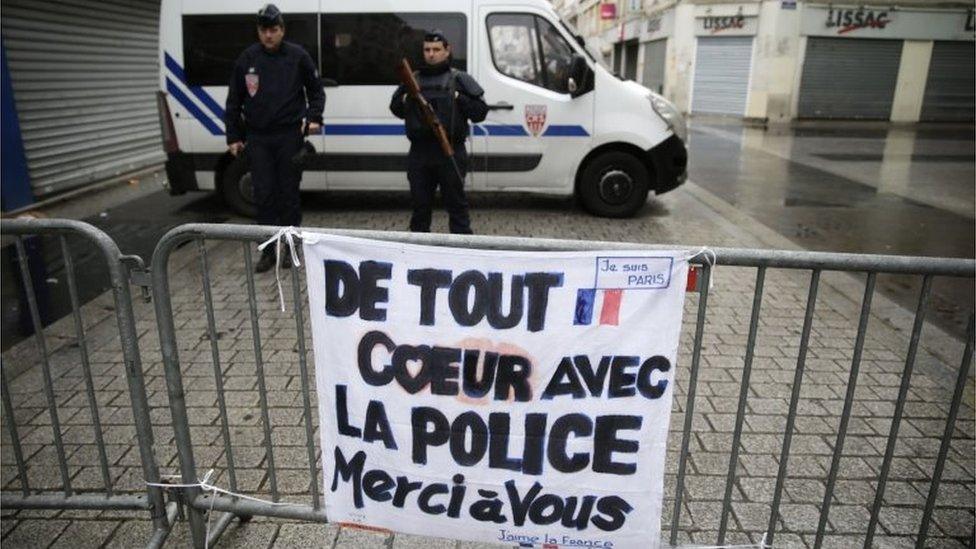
top-left (390, 30), bottom-right (488, 235)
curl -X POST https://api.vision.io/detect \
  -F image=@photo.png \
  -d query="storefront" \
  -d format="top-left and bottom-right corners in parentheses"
top-left (690, 6), bottom-right (758, 116)
top-left (920, 39), bottom-right (975, 121)
top-left (579, 1), bottom-right (973, 122)
top-left (639, 9), bottom-right (672, 95)
top-left (609, 17), bottom-right (643, 79)
top-left (798, 5), bottom-right (975, 120)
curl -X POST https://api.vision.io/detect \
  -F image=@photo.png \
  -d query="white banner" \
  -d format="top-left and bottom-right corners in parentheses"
top-left (304, 234), bottom-right (690, 548)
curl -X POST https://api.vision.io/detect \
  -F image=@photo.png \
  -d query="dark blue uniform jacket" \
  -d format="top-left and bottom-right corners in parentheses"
top-left (225, 41), bottom-right (325, 144)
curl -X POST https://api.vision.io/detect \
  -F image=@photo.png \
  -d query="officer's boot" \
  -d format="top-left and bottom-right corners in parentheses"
top-left (254, 247), bottom-right (276, 273)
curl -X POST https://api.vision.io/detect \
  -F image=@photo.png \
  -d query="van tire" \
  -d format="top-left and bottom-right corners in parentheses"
top-left (221, 157), bottom-right (258, 218)
top-left (577, 151), bottom-right (650, 218)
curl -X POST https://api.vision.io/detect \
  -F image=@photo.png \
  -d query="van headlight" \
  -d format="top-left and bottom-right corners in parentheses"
top-left (648, 93), bottom-right (687, 142)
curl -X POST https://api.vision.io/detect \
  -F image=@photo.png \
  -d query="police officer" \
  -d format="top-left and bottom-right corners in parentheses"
top-left (225, 4), bottom-right (325, 272)
top-left (390, 30), bottom-right (488, 234)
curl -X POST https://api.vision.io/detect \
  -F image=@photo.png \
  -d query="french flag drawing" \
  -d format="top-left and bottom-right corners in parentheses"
top-left (574, 288), bottom-right (624, 326)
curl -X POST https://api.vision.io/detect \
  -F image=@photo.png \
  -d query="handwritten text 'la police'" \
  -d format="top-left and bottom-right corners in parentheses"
top-left (324, 260), bottom-right (673, 533)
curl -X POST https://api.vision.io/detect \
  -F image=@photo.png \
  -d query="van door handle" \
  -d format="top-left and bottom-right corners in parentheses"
top-left (487, 102), bottom-right (514, 111)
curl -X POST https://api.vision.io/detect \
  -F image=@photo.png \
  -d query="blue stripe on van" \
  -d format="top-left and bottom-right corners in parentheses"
top-left (481, 124), bottom-right (528, 136)
top-left (166, 77), bottom-right (224, 136)
top-left (323, 124), bottom-right (404, 136)
top-left (164, 52), bottom-right (226, 121)
top-left (542, 125), bottom-right (589, 137)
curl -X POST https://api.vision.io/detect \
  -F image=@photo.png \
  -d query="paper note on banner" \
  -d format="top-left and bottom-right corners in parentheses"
top-left (303, 234), bottom-right (689, 549)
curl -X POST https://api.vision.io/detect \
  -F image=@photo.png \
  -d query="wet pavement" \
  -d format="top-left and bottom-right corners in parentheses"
top-left (686, 121), bottom-right (975, 339)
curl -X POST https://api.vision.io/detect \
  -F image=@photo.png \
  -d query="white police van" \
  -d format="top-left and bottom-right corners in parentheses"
top-left (158, 0), bottom-right (687, 218)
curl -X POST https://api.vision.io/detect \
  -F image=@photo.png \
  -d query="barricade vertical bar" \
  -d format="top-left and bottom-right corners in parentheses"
top-left (1, 361), bottom-right (30, 496)
top-left (812, 272), bottom-right (876, 549)
top-left (717, 266), bottom-right (766, 544)
top-left (916, 314), bottom-right (974, 548)
top-left (110, 235), bottom-right (168, 529)
top-left (766, 269), bottom-right (820, 545)
top-left (290, 263), bottom-right (320, 508)
top-left (153, 233), bottom-right (209, 548)
top-left (198, 240), bottom-right (238, 492)
top-left (14, 236), bottom-right (72, 496)
top-left (864, 274), bottom-right (932, 548)
top-left (669, 263), bottom-right (712, 546)
top-left (242, 244), bottom-right (279, 501)
top-left (60, 235), bottom-right (113, 494)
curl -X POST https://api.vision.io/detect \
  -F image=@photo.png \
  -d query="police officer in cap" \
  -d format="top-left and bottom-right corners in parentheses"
top-left (390, 29), bottom-right (488, 234)
top-left (225, 4), bottom-right (325, 272)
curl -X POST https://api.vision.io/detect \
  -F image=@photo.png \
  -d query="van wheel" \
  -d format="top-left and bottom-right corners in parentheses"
top-left (221, 157), bottom-right (258, 218)
top-left (577, 151), bottom-right (650, 218)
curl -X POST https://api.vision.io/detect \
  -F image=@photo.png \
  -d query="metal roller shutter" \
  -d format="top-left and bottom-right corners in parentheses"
top-left (691, 36), bottom-right (753, 116)
top-left (1, 0), bottom-right (164, 197)
top-left (920, 41), bottom-right (975, 122)
top-left (641, 39), bottom-right (666, 94)
top-left (798, 37), bottom-right (902, 120)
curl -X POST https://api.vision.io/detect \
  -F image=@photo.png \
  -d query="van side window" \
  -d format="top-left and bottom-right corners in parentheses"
top-left (487, 14), bottom-right (574, 94)
top-left (538, 18), bottom-right (574, 94)
top-left (486, 14), bottom-right (543, 87)
top-left (321, 13), bottom-right (466, 85)
top-left (182, 14), bottom-right (318, 86)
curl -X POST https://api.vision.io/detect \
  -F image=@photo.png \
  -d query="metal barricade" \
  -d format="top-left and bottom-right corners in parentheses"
top-left (0, 218), bottom-right (176, 548)
top-left (148, 223), bottom-right (974, 549)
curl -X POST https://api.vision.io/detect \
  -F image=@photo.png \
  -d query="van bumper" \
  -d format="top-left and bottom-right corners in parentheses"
top-left (646, 134), bottom-right (688, 195)
top-left (164, 150), bottom-right (199, 195)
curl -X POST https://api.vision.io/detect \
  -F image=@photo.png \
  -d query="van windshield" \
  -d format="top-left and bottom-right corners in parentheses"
top-left (558, 18), bottom-right (609, 71)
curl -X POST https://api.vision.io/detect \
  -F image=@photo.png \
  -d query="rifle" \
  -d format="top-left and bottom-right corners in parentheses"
top-left (396, 58), bottom-right (454, 157)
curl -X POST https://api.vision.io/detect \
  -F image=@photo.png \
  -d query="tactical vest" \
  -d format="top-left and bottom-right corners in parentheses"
top-left (404, 68), bottom-right (467, 145)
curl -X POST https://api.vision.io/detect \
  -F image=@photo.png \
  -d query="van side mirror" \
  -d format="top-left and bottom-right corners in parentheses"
top-left (321, 77), bottom-right (339, 87)
top-left (568, 54), bottom-right (592, 98)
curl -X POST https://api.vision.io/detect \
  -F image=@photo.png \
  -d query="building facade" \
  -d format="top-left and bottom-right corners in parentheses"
top-left (556, 0), bottom-right (975, 122)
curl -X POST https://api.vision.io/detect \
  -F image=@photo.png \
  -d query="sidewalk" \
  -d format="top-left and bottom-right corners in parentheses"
top-left (2, 181), bottom-right (973, 548)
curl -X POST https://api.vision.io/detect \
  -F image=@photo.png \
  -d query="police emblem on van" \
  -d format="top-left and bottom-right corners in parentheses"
top-left (245, 73), bottom-right (259, 97)
top-left (525, 104), bottom-right (547, 137)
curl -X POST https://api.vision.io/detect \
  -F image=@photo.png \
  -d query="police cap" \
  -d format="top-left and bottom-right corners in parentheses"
top-left (257, 4), bottom-right (284, 28)
top-left (424, 29), bottom-right (449, 46)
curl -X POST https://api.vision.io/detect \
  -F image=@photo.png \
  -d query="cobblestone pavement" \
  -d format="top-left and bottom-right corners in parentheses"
top-left (2, 181), bottom-right (973, 548)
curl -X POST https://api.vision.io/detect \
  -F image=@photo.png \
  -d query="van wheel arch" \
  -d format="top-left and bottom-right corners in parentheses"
top-left (575, 143), bottom-right (655, 218)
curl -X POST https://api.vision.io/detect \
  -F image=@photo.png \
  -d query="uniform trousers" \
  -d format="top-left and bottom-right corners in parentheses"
top-left (407, 141), bottom-right (472, 234)
top-left (247, 127), bottom-right (304, 226)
